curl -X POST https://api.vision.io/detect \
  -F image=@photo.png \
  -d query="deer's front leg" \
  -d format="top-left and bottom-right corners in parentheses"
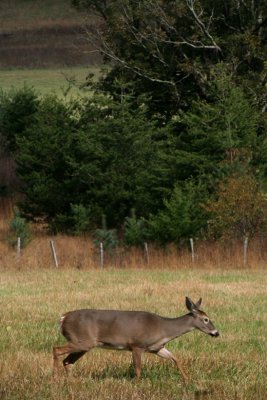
top-left (156, 347), bottom-right (188, 382)
top-left (63, 351), bottom-right (87, 374)
top-left (132, 348), bottom-right (144, 379)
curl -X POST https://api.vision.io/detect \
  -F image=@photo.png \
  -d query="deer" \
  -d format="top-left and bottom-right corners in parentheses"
top-left (53, 297), bottom-right (219, 380)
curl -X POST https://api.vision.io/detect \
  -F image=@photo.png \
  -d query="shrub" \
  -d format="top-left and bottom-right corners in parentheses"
top-left (93, 228), bottom-right (118, 251)
top-left (147, 181), bottom-right (208, 244)
top-left (123, 216), bottom-right (147, 247)
top-left (9, 208), bottom-right (31, 248)
top-left (206, 174), bottom-right (267, 239)
top-left (70, 204), bottom-right (90, 235)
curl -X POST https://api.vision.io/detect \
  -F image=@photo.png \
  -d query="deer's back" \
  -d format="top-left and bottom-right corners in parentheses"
top-left (60, 309), bottom-right (167, 350)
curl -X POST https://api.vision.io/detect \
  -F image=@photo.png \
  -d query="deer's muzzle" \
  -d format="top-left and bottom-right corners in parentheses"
top-left (209, 330), bottom-right (220, 337)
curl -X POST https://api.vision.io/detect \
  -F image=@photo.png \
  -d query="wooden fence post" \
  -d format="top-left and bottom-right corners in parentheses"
top-left (100, 242), bottom-right (104, 268)
top-left (144, 242), bottom-right (149, 265)
top-left (190, 238), bottom-right (195, 264)
top-left (50, 240), bottom-right (59, 268)
top-left (243, 236), bottom-right (249, 268)
top-left (16, 237), bottom-right (21, 260)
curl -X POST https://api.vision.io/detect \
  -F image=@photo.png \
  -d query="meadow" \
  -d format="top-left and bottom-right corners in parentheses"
top-left (0, 0), bottom-right (81, 31)
top-left (0, 67), bottom-right (100, 97)
top-left (0, 267), bottom-right (266, 400)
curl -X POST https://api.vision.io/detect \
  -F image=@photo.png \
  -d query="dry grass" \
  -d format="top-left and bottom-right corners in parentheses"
top-left (1, 230), bottom-right (267, 270)
top-left (0, 268), bottom-right (266, 399)
top-left (0, 213), bottom-right (266, 398)
top-left (0, 202), bottom-right (267, 270)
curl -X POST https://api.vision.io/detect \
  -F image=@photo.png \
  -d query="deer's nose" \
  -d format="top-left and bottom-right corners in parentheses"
top-left (210, 330), bottom-right (220, 337)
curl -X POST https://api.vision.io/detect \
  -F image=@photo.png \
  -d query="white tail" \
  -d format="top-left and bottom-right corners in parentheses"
top-left (53, 297), bottom-right (219, 380)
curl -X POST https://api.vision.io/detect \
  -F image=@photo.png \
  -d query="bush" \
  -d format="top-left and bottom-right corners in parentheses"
top-left (0, 86), bottom-right (39, 155)
top-left (70, 204), bottom-right (90, 235)
top-left (123, 216), bottom-right (147, 247)
top-left (206, 174), bottom-right (267, 240)
top-left (93, 228), bottom-right (118, 251)
top-left (9, 209), bottom-right (31, 248)
top-left (147, 181), bottom-right (208, 244)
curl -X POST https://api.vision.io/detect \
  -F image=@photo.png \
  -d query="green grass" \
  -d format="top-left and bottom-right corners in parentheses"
top-left (0, 67), bottom-right (100, 97)
top-left (0, 268), bottom-right (267, 399)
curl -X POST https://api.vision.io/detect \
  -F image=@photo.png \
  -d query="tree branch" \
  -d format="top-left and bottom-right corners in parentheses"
top-left (186, 0), bottom-right (221, 52)
top-left (83, 24), bottom-right (180, 100)
top-left (81, 0), bottom-right (223, 99)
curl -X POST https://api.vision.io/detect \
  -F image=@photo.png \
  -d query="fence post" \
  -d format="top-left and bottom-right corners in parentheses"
top-left (144, 242), bottom-right (149, 265)
top-left (190, 238), bottom-right (195, 264)
top-left (100, 242), bottom-right (104, 268)
top-left (243, 236), bottom-right (249, 268)
top-left (50, 240), bottom-right (59, 268)
top-left (16, 237), bottom-right (21, 260)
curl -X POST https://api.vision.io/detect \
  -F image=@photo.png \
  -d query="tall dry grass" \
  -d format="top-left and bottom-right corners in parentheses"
top-left (0, 196), bottom-right (266, 270)
top-left (1, 232), bottom-right (267, 270)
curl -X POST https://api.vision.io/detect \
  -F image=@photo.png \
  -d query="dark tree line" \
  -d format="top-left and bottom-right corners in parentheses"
top-left (1, 0), bottom-right (267, 244)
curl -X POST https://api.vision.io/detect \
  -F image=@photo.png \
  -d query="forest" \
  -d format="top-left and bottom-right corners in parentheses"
top-left (1, 0), bottom-right (267, 246)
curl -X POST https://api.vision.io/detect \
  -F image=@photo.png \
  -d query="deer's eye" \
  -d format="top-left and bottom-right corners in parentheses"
top-left (203, 317), bottom-right (209, 324)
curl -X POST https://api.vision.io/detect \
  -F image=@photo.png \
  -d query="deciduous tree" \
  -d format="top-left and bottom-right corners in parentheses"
top-left (73, 0), bottom-right (267, 118)
top-left (206, 174), bottom-right (267, 239)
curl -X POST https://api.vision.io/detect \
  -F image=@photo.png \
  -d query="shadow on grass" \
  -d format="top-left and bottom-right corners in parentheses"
top-left (81, 361), bottom-right (187, 382)
top-left (194, 388), bottom-right (214, 399)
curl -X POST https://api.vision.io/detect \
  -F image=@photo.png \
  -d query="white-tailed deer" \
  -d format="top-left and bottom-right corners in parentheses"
top-left (53, 297), bottom-right (219, 380)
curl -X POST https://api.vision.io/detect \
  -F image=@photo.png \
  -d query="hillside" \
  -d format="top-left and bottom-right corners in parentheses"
top-left (0, 0), bottom-right (101, 68)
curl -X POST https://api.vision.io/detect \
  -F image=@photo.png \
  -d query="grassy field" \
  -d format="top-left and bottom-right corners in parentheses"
top-left (0, 0), bottom-right (100, 69)
top-left (0, 268), bottom-right (266, 400)
top-left (0, 0), bottom-right (81, 31)
top-left (0, 67), bottom-right (100, 96)
top-left (0, 0), bottom-right (100, 91)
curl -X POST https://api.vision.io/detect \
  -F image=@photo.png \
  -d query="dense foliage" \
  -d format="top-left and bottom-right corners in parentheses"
top-left (15, 93), bottom-right (170, 232)
top-left (1, 0), bottom-right (267, 243)
top-left (73, 0), bottom-right (267, 119)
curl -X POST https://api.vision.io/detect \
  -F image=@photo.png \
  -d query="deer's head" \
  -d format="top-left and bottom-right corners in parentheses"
top-left (186, 297), bottom-right (219, 337)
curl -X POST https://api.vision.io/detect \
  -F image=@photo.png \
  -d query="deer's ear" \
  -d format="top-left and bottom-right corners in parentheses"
top-left (195, 298), bottom-right (202, 309)
top-left (186, 297), bottom-right (201, 313)
top-left (186, 297), bottom-right (195, 312)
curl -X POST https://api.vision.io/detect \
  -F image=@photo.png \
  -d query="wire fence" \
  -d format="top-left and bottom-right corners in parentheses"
top-left (1, 235), bottom-right (267, 270)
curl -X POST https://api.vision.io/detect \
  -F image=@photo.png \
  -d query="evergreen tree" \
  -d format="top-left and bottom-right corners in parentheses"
top-left (65, 94), bottom-right (167, 226)
top-left (166, 71), bottom-right (260, 189)
top-left (16, 95), bottom-right (77, 229)
top-left (16, 94), bottom-right (167, 230)
top-left (147, 180), bottom-right (208, 244)
top-left (0, 86), bottom-right (39, 154)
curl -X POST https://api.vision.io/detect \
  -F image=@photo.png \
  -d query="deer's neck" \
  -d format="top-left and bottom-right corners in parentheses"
top-left (163, 313), bottom-right (194, 339)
